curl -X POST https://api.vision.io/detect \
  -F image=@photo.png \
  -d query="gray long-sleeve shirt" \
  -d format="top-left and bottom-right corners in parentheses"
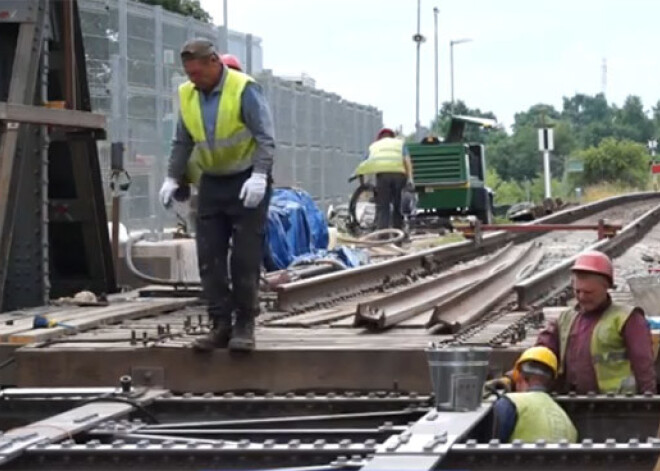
top-left (167, 68), bottom-right (276, 180)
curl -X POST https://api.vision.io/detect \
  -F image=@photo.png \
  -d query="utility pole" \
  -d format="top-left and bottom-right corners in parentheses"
top-left (433, 7), bottom-right (439, 124)
top-left (412, 0), bottom-right (425, 139)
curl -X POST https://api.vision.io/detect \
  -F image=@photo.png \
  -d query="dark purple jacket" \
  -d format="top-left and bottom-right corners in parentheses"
top-left (536, 298), bottom-right (656, 394)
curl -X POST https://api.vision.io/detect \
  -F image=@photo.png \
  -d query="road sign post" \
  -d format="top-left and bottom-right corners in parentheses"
top-left (538, 128), bottom-right (554, 198)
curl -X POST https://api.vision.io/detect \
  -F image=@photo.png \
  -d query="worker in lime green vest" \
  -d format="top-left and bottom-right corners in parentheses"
top-left (158, 39), bottom-right (275, 353)
top-left (536, 251), bottom-right (656, 394)
top-left (491, 346), bottom-right (578, 443)
top-left (354, 128), bottom-right (414, 231)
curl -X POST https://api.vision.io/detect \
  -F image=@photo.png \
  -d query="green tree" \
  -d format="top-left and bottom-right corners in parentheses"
top-left (137, 0), bottom-right (212, 22)
top-left (513, 104), bottom-right (561, 132)
top-left (487, 114), bottom-right (575, 182)
top-left (611, 96), bottom-right (655, 143)
top-left (652, 100), bottom-right (660, 138)
top-left (575, 138), bottom-right (650, 188)
top-left (562, 93), bottom-right (612, 131)
top-left (430, 100), bottom-right (498, 143)
top-left (485, 168), bottom-right (526, 205)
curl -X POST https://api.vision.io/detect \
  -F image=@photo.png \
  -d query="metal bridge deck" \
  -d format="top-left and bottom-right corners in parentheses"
top-left (0, 293), bottom-right (555, 393)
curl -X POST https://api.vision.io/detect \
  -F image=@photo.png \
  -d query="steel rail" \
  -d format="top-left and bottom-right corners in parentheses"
top-left (354, 243), bottom-right (516, 330)
top-left (514, 200), bottom-right (660, 309)
top-left (275, 192), bottom-right (660, 313)
top-left (427, 243), bottom-right (543, 333)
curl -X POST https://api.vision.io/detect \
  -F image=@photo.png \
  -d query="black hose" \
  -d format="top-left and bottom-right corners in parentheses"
top-left (348, 182), bottom-right (377, 236)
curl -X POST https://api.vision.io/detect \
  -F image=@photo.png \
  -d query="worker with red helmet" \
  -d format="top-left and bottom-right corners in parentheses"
top-left (535, 250), bottom-right (656, 394)
top-left (221, 54), bottom-right (243, 71)
top-left (354, 127), bottom-right (414, 232)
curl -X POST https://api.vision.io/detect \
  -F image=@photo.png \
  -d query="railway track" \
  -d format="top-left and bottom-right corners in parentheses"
top-left (354, 243), bottom-right (542, 332)
top-left (262, 195), bottom-right (660, 340)
top-left (274, 193), bottom-right (660, 314)
top-left (2, 388), bottom-right (660, 471)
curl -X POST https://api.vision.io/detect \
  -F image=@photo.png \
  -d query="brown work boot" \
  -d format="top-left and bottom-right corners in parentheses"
top-left (191, 322), bottom-right (232, 352)
top-left (228, 315), bottom-right (255, 352)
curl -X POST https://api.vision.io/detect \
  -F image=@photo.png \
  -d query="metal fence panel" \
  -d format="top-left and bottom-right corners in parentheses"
top-left (78, 0), bottom-right (382, 231)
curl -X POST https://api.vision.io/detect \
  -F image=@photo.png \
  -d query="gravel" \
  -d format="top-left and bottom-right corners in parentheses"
top-left (531, 200), bottom-right (660, 274)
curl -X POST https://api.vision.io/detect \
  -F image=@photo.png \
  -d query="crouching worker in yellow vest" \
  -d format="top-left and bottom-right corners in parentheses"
top-left (491, 346), bottom-right (578, 443)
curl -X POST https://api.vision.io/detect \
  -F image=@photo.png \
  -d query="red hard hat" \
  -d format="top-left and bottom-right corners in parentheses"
top-left (221, 54), bottom-right (243, 71)
top-left (571, 250), bottom-right (613, 286)
top-left (377, 128), bottom-right (395, 139)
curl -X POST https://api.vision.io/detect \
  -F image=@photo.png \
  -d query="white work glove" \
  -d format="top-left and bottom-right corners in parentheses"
top-left (405, 177), bottom-right (415, 191)
top-left (159, 177), bottom-right (179, 208)
top-left (239, 172), bottom-right (267, 208)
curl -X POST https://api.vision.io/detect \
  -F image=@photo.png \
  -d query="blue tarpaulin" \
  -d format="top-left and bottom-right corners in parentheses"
top-left (290, 247), bottom-right (369, 270)
top-left (264, 188), bottom-right (365, 271)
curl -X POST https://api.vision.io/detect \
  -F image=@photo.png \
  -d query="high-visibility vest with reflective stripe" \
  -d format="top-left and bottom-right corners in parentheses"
top-left (178, 68), bottom-right (257, 184)
top-left (506, 392), bottom-right (578, 443)
top-left (558, 303), bottom-right (636, 393)
top-left (354, 137), bottom-right (406, 176)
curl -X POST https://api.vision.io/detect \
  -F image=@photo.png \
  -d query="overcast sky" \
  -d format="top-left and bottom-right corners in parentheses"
top-left (199, 0), bottom-right (658, 133)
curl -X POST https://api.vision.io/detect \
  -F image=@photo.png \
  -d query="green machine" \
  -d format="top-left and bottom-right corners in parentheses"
top-left (408, 115), bottom-right (497, 224)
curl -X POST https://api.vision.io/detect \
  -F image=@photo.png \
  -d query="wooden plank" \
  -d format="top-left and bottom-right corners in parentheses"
top-left (0, 300), bottom-right (158, 342)
top-left (0, 305), bottom-right (124, 342)
top-left (9, 298), bottom-right (195, 344)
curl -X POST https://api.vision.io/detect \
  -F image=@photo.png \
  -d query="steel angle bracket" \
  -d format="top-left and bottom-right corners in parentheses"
top-left (0, 388), bottom-right (167, 467)
top-left (360, 405), bottom-right (492, 471)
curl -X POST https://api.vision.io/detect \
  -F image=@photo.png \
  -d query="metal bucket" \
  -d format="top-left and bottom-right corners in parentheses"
top-left (426, 345), bottom-right (491, 412)
top-left (627, 275), bottom-right (660, 317)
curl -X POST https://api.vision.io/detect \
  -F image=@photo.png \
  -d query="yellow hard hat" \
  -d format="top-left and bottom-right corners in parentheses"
top-left (513, 346), bottom-right (558, 378)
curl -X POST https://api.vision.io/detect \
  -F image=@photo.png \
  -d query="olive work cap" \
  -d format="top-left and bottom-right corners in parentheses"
top-left (180, 38), bottom-right (217, 60)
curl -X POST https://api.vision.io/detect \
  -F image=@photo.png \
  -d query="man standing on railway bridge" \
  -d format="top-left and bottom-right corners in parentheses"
top-left (355, 128), bottom-right (414, 232)
top-left (158, 38), bottom-right (275, 353)
top-left (535, 250), bottom-right (657, 394)
top-left (491, 346), bottom-right (578, 443)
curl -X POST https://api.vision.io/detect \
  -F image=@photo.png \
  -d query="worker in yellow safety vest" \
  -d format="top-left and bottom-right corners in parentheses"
top-left (354, 128), bottom-right (414, 231)
top-left (536, 251), bottom-right (657, 394)
top-left (485, 251), bottom-right (657, 395)
top-left (491, 346), bottom-right (578, 443)
top-left (158, 38), bottom-right (276, 353)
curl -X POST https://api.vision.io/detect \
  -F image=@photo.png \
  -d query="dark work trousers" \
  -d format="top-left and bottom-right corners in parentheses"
top-left (195, 169), bottom-right (271, 326)
top-left (375, 172), bottom-right (407, 230)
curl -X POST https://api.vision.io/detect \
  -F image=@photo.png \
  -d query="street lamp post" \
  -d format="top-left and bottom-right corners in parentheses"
top-left (412, 0), bottom-right (426, 139)
top-left (450, 38), bottom-right (472, 113)
top-left (433, 7), bottom-right (439, 123)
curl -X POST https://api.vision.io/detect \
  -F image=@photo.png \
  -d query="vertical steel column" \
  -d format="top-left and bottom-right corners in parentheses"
top-left (39, 0), bottom-right (50, 304)
top-left (153, 5), bottom-right (164, 234)
top-left (290, 82), bottom-right (298, 186)
top-left (117, 0), bottom-right (128, 147)
top-left (222, 0), bottom-right (229, 52)
top-left (245, 33), bottom-right (253, 75)
top-left (319, 91), bottom-right (326, 209)
top-left (0, 0), bottom-right (47, 311)
top-left (62, 0), bottom-right (76, 109)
